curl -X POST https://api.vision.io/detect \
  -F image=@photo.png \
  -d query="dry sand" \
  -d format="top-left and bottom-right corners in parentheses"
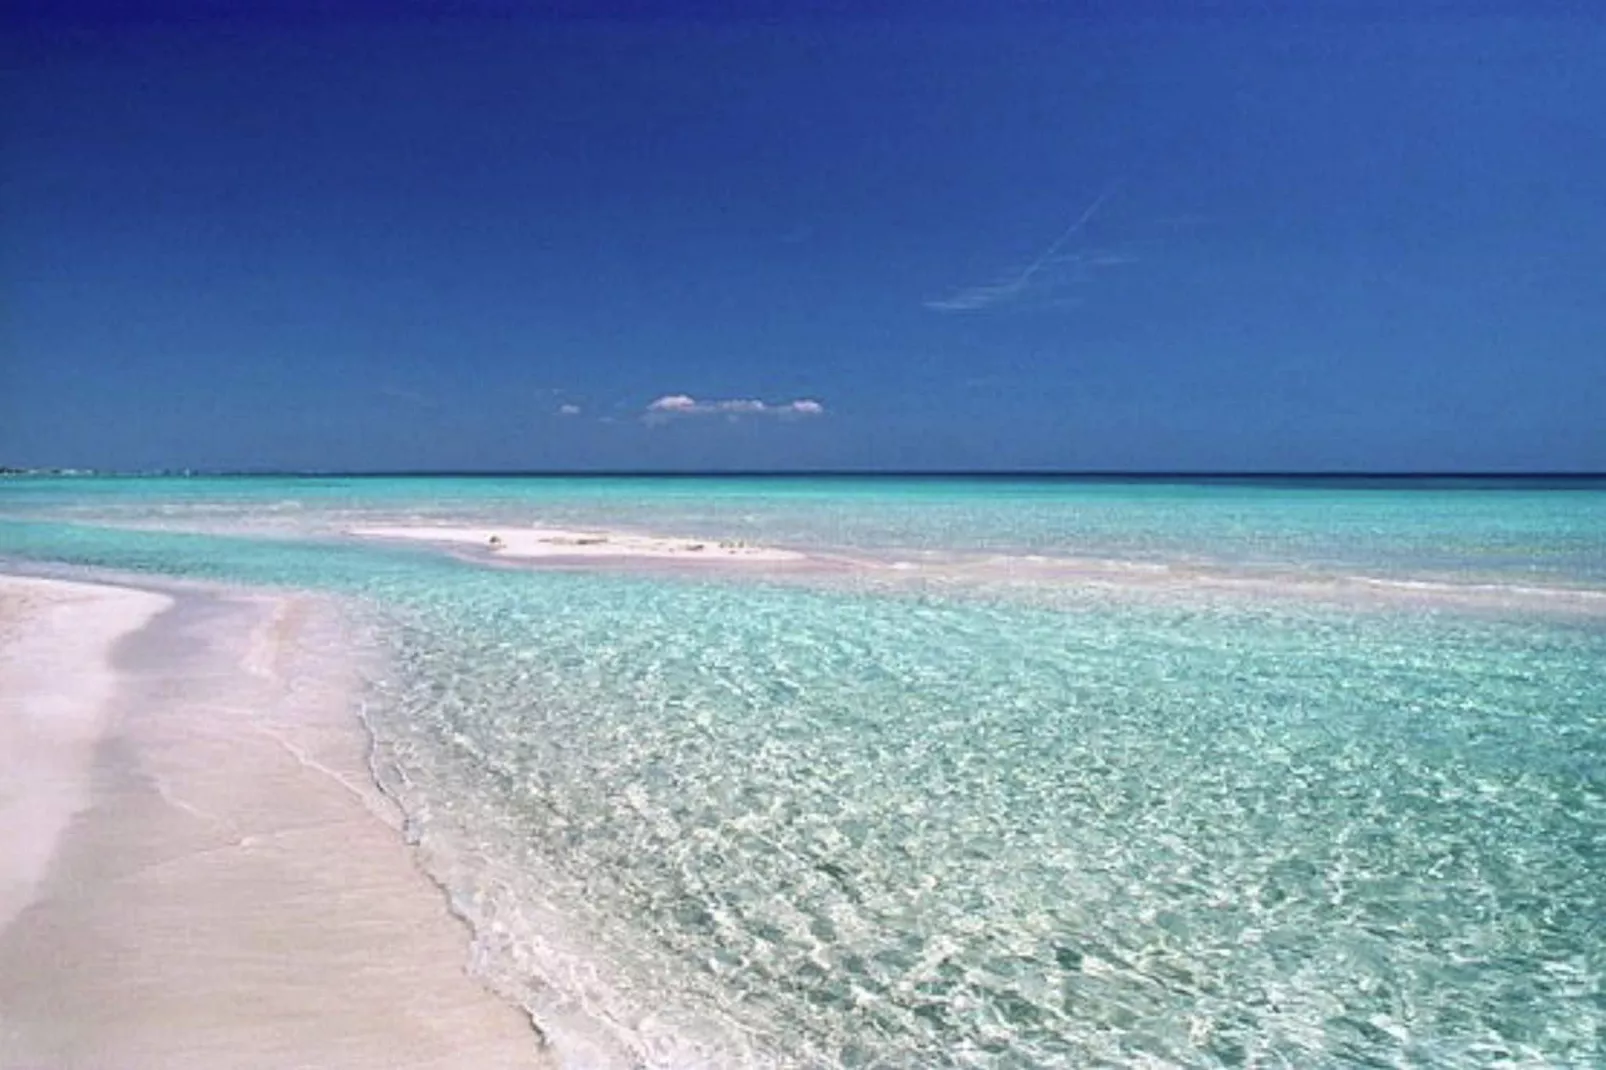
top-left (0, 577), bottom-right (172, 932)
top-left (0, 574), bottom-right (551, 1069)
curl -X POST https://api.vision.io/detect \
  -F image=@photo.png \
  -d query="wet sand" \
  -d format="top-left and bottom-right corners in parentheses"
top-left (0, 574), bottom-right (550, 1069)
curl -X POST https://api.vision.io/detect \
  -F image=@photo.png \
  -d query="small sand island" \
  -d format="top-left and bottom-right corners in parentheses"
top-left (349, 525), bottom-right (807, 564)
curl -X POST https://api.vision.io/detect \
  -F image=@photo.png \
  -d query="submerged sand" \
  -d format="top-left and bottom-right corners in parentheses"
top-left (0, 574), bottom-right (550, 1069)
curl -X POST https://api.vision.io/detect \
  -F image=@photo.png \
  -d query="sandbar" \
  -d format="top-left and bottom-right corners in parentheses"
top-left (349, 524), bottom-right (805, 563)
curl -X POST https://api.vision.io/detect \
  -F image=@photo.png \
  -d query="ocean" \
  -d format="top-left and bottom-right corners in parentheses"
top-left (2, 474), bottom-right (1603, 1067)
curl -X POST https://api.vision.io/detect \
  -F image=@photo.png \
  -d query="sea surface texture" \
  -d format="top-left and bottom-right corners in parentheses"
top-left (2, 475), bottom-right (1603, 1068)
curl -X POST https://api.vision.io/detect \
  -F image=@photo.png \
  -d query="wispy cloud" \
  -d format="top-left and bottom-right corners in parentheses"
top-left (927, 186), bottom-right (1127, 313)
top-left (644, 394), bottom-right (826, 424)
top-left (557, 403), bottom-right (582, 416)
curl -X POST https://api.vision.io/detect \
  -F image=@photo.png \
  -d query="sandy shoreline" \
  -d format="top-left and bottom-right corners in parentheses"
top-left (0, 573), bottom-right (550, 1068)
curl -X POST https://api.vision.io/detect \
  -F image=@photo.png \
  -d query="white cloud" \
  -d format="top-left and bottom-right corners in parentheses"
top-left (646, 394), bottom-right (700, 414)
top-left (643, 395), bottom-right (826, 423)
top-left (557, 403), bottom-right (582, 416)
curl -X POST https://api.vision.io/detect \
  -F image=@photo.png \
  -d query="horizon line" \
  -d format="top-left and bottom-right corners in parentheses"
top-left (6, 468), bottom-right (1605, 480)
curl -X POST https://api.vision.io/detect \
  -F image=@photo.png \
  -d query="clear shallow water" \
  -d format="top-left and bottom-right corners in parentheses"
top-left (5, 474), bottom-right (1606, 585)
top-left (2, 476), bottom-right (1604, 1066)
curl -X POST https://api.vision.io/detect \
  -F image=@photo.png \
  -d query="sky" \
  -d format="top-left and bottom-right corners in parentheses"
top-left (4, 1), bottom-right (1604, 472)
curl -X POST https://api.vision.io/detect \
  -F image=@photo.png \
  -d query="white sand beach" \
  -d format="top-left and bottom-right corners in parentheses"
top-left (350, 524), bottom-right (806, 563)
top-left (0, 577), bottom-right (172, 931)
top-left (0, 574), bottom-right (549, 1069)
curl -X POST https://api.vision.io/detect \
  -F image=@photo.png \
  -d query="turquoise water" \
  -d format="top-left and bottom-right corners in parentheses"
top-left (5, 474), bottom-right (1605, 583)
top-left (2, 476), bottom-right (1604, 1066)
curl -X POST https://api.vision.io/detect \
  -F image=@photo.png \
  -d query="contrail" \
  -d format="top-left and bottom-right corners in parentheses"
top-left (925, 182), bottom-right (1121, 312)
top-left (1009, 183), bottom-right (1119, 293)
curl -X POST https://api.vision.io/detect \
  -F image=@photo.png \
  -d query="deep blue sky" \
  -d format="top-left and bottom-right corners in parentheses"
top-left (4, 2), bottom-right (1604, 471)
